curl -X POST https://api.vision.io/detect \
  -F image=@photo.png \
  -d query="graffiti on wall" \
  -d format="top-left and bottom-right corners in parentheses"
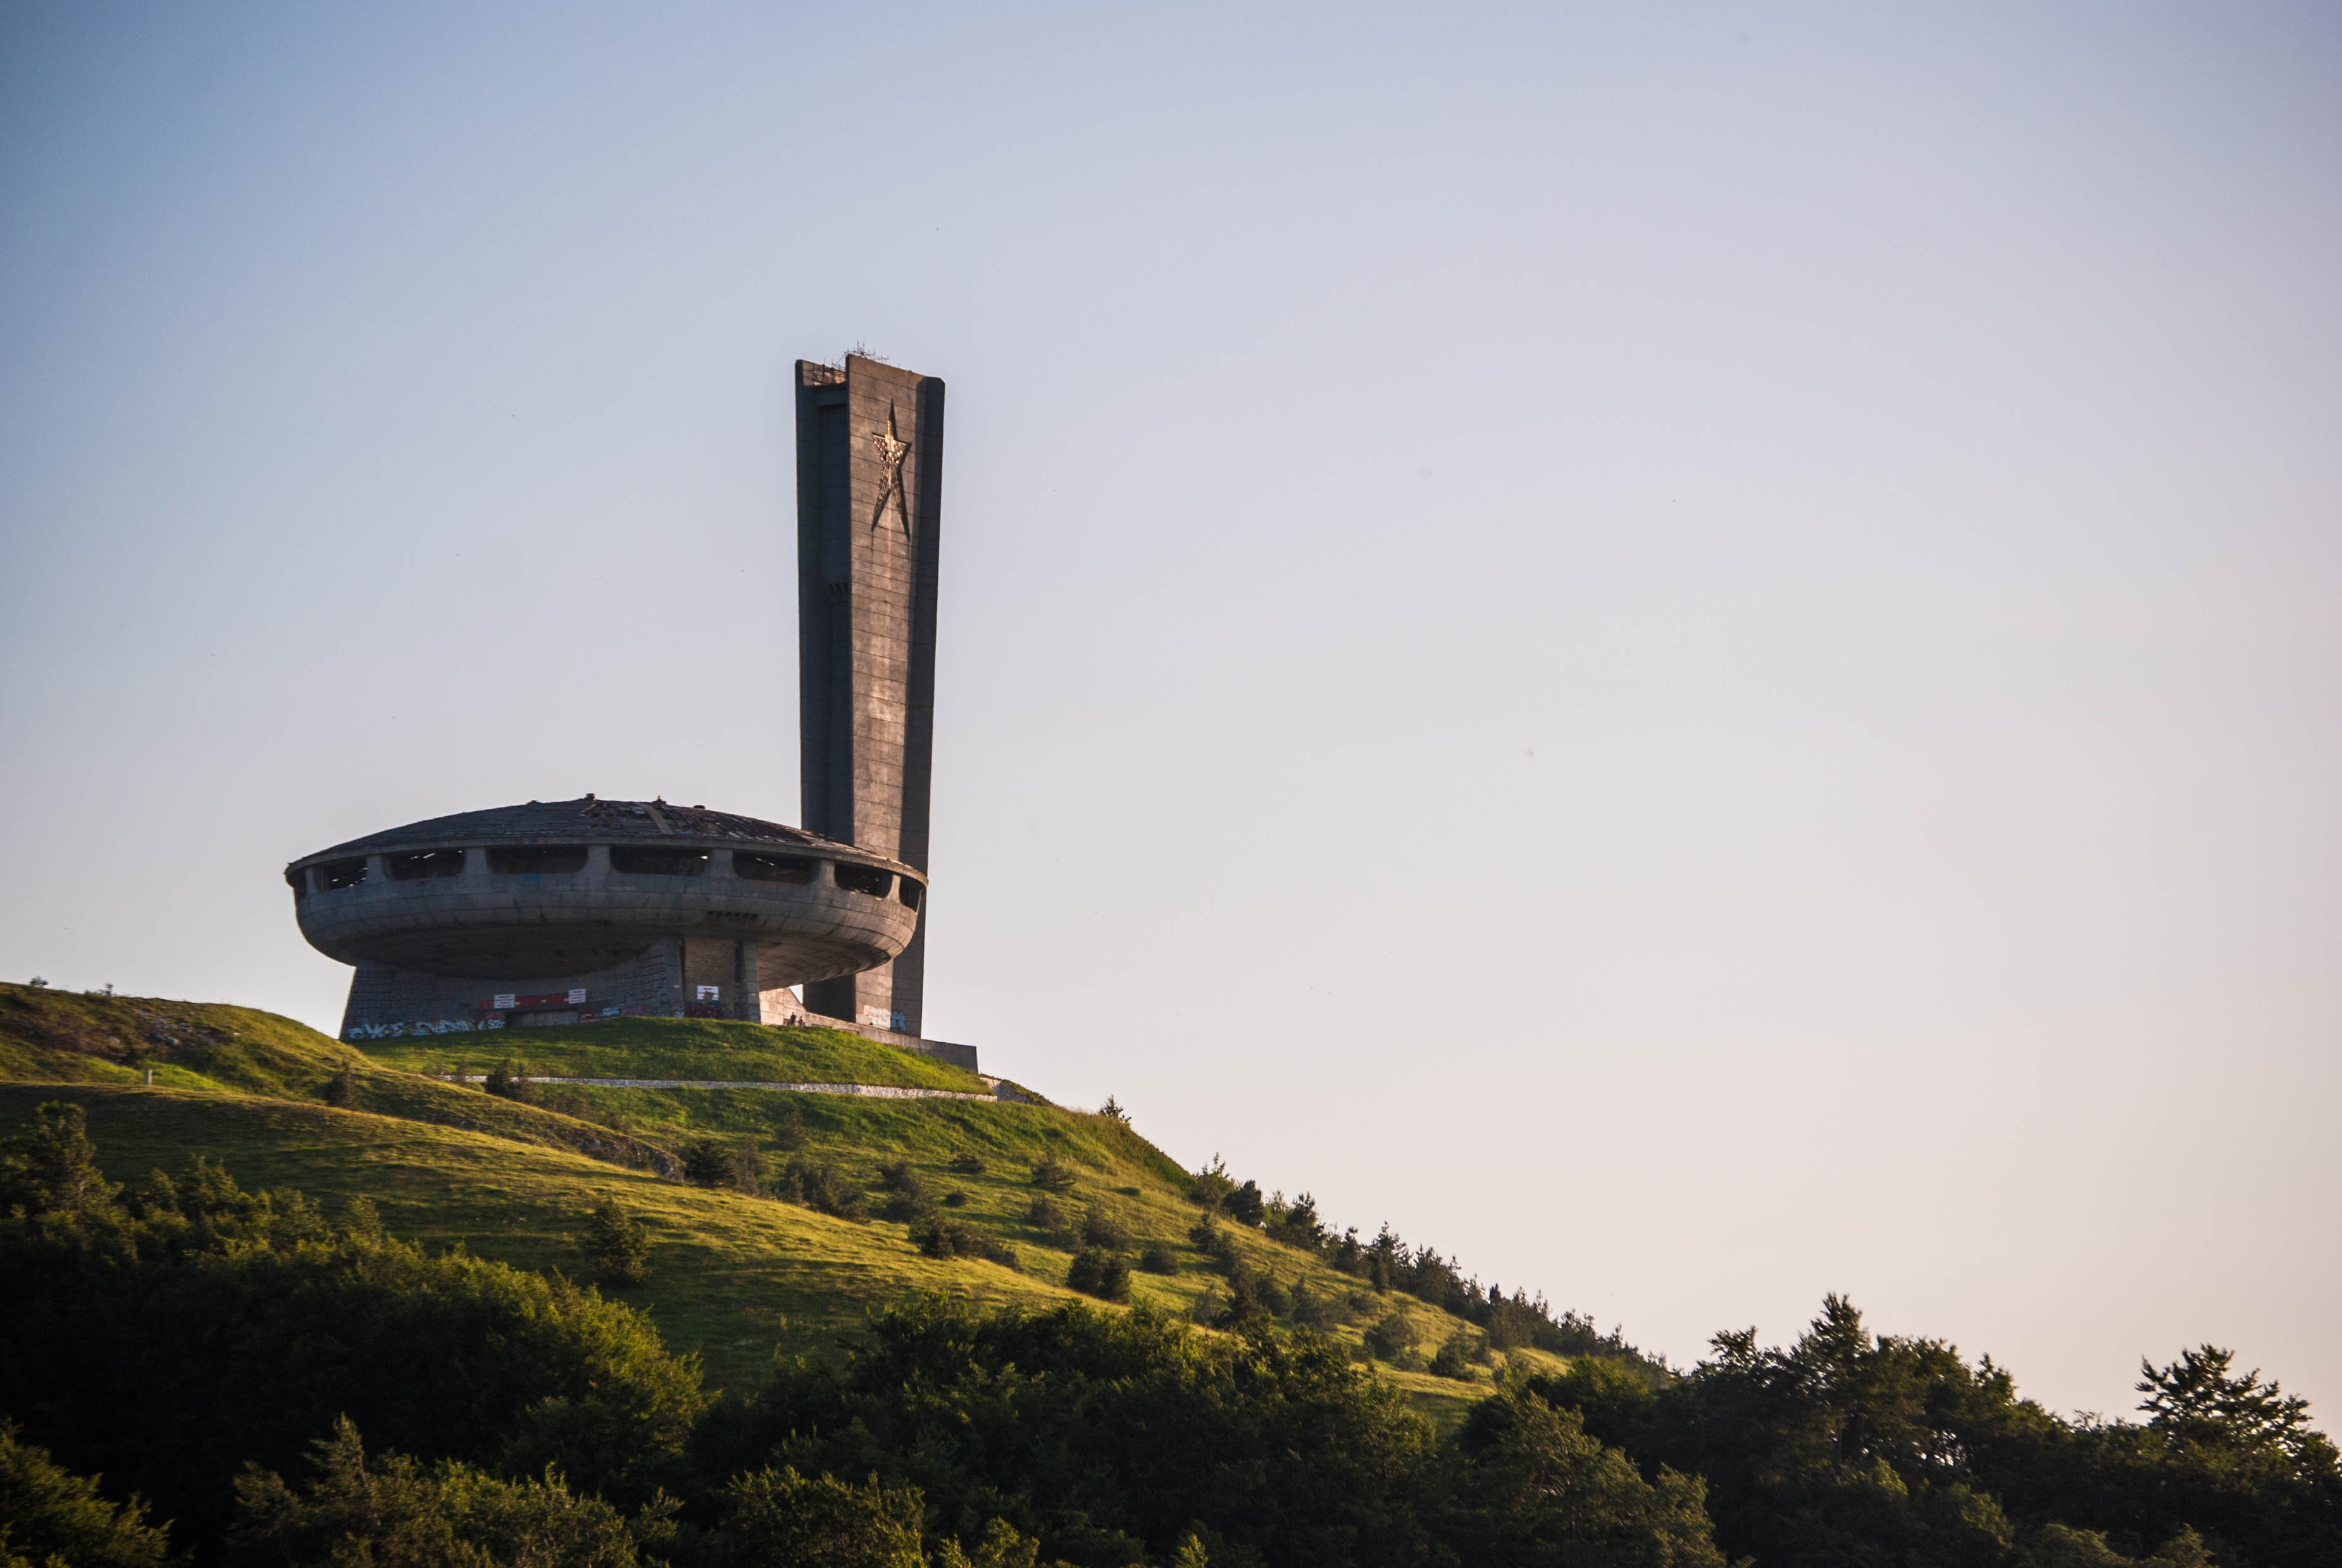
top-left (346, 1018), bottom-right (504, 1041)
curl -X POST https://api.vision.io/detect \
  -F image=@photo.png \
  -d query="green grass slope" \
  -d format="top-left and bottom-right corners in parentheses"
top-left (361, 1015), bottom-right (994, 1094)
top-left (0, 983), bottom-right (1560, 1422)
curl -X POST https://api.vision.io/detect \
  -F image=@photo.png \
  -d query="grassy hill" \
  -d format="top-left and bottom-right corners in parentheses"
top-left (0, 981), bottom-right (1561, 1420)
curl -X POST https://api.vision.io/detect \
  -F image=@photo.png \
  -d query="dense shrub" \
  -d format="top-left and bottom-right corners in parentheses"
top-left (914, 1216), bottom-right (1017, 1269)
top-left (0, 1422), bottom-right (171, 1568)
top-left (714, 1465), bottom-right (926, 1568)
top-left (1078, 1202), bottom-right (1130, 1251)
top-left (772, 1102), bottom-right (805, 1150)
top-left (1531, 1295), bottom-right (2342, 1568)
top-left (1448, 1390), bottom-right (1727, 1565)
top-left (483, 1058), bottom-right (533, 1102)
top-left (1427, 1335), bottom-right (1478, 1381)
top-left (1363, 1311), bottom-right (1420, 1364)
top-left (1029, 1152), bottom-right (1074, 1192)
top-left (0, 1104), bottom-right (707, 1553)
top-left (681, 1138), bottom-right (737, 1188)
top-left (1137, 1243), bottom-right (1178, 1276)
top-left (1066, 1247), bottom-right (1131, 1303)
top-left (773, 1155), bottom-right (866, 1219)
top-left (225, 1417), bottom-right (653, 1568)
top-left (709, 1297), bottom-right (1447, 1568)
top-left (1026, 1193), bottom-right (1077, 1247)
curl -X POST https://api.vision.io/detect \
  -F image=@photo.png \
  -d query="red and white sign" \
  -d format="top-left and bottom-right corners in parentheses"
top-left (697, 985), bottom-right (721, 1001)
top-left (492, 991), bottom-right (587, 1011)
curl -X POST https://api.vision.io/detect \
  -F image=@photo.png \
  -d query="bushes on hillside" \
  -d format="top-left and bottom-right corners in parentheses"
top-left (710, 1296), bottom-right (1450, 1567)
top-left (914, 1216), bottom-right (1016, 1270)
top-left (1427, 1334), bottom-right (1481, 1381)
top-left (483, 1057), bottom-right (533, 1102)
top-left (773, 1155), bottom-right (865, 1219)
top-left (1066, 1247), bottom-right (1131, 1302)
top-left (0, 1422), bottom-right (171, 1568)
top-left (1362, 1310), bottom-right (1420, 1364)
top-left (1187, 1148), bottom-right (1658, 1371)
top-left (1026, 1193), bottom-right (1076, 1247)
top-left (1528, 1293), bottom-right (2342, 1568)
top-left (683, 1137), bottom-right (763, 1190)
top-left (225, 1417), bottom-right (653, 1568)
top-left (583, 1200), bottom-right (651, 1287)
top-left (0, 1104), bottom-right (706, 1550)
top-left (1077, 1201), bottom-right (1130, 1251)
top-left (877, 1159), bottom-right (934, 1223)
top-left (8, 1105), bottom-right (2339, 1568)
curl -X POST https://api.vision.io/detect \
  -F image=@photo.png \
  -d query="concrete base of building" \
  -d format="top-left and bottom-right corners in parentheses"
top-left (337, 942), bottom-right (978, 1075)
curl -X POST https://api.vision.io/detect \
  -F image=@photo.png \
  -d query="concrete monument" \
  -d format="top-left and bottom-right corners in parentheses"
top-left (285, 352), bottom-right (962, 1064)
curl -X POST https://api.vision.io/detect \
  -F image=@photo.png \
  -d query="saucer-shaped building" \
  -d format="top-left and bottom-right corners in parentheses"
top-left (288, 795), bottom-right (924, 1038)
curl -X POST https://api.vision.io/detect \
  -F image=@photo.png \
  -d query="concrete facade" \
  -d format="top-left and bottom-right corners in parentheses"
top-left (290, 797), bottom-right (927, 1040)
top-left (795, 356), bottom-right (945, 1035)
top-left (290, 353), bottom-right (971, 1067)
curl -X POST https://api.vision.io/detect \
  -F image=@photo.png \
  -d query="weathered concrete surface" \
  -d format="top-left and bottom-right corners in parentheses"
top-left (797, 356), bottom-right (944, 1036)
top-left (289, 799), bottom-right (926, 1036)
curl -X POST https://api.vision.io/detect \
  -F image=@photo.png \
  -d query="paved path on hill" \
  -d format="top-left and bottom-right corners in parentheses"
top-left (454, 1074), bottom-right (1015, 1103)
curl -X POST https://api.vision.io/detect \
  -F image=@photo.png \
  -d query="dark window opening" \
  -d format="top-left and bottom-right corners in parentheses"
top-left (285, 867), bottom-right (309, 898)
top-left (489, 845), bottom-right (589, 875)
top-left (898, 878), bottom-right (923, 910)
top-left (318, 857), bottom-right (368, 891)
top-left (834, 862), bottom-right (893, 897)
top-left (389, 849), bottom-right (467, 881)
top-left (735, 852), bottom-right (816, 884)
top-left (610, 847), bottom-right (709, 876)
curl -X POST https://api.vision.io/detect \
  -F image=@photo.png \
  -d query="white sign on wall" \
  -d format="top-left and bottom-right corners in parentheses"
top-left (697, 985), bottom-right (721, 1001)
top-left (567, 988), bottom-right (587, 1004)
top-left (493, 993), bottom-right (515, 1010)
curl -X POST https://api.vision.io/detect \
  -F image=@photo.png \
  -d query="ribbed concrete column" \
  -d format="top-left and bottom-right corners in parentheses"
top-left (733, 941), bottom-right (759, 1023)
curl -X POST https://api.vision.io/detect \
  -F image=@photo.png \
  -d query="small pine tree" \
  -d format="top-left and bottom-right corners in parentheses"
top-left (1066, 1247), bottom-right (1131, 1303)
top-left (1079, 1202), bottom-right (1130, 1250)
top-left (1364, 1310), bottom-right (1420, 1363)
top-left (1030, 1152), bottom-right (1074, 1192)
top-left (682, 1140), bottom-right (734, 1187)
top-left (482, 1059), bottom-right (531, 1102)
top-left (1428, 1334), bottom-right (1478, 1381)
top-left (583, 1201), bottom-right (650, 1287)
top-left (773, 1102), bottom-right (806, 1151)
top-left (1137, 1243), bottom-right (1179, 1276)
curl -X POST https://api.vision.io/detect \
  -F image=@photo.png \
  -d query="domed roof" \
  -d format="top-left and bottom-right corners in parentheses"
top-left (301, 796), bottom-right (887, 866)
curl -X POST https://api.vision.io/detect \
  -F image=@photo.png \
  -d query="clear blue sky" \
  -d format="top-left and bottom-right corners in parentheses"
top-left (4, 2), bottom-right (2338, 1421)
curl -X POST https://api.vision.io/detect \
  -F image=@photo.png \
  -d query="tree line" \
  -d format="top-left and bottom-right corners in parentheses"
top-left (3, 1103), bottom-right (2334, 1567)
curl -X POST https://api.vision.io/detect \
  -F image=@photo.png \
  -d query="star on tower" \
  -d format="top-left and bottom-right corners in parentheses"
top-left (869, 406), bottom-right (912, 535)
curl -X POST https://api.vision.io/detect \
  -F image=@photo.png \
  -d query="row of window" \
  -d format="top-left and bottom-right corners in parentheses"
top-left (292, 847), bottom-right (923, 908)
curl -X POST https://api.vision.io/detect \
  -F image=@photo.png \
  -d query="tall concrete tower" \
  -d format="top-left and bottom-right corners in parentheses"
top-left (795, 354), bottom-right (945, 1035)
